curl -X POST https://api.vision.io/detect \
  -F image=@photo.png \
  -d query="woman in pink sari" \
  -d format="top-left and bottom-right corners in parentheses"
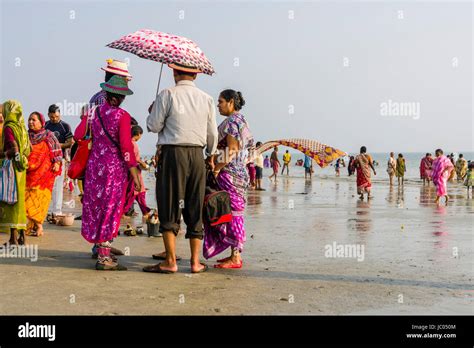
top-left (78, 76), bottom-right (141, 270)
top-left (419, 153), bottom-right (433, 185)
top-left (431, 149), bottom-right (454, 205)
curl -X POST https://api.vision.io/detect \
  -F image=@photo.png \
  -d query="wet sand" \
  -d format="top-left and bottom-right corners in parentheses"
top-left (0, 170), bottom-right (473, 315)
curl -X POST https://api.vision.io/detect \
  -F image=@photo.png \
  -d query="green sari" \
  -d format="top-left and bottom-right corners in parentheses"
top-left (396, 157), bottom-right (405, 177)
top-left (0, 100), bottom-right (30, 233)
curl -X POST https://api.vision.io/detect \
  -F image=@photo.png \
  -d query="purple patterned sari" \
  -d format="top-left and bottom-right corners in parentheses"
top-left (81, 103), bottom-right (133, 243)
top-left (203, 113), bottom-right (254, 259)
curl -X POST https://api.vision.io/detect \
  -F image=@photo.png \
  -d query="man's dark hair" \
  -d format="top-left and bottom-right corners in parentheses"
top-left (175, 70), bottom-right (197, 78)
top-left (48, 104), bottom-right (60, 114)
top-left (360, 146), bottom-right (367, 153)
top-left (435, 148), bottom-right (443, 155)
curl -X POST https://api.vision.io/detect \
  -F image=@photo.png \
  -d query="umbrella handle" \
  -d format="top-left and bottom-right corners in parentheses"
top-left (156, 63), bottom-right (164, 96)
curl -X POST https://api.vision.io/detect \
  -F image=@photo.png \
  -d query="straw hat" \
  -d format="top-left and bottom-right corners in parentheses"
top-left (168, 62), bottom-right (202, 73)
top-left (100, 75), bottom-right (133, 96)
top-left (101, 59), bottom-right (132, 78)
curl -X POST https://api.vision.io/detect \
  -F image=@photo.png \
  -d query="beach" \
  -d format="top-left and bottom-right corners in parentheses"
top-left (0, 167), bottom-right (472, 315)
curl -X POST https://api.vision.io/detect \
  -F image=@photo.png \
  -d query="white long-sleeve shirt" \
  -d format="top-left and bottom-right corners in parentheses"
top-left (146, 80), bottom-right (218, 157)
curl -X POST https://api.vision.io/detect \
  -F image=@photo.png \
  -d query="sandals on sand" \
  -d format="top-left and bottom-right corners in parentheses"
top-left (191, 263), bottom-right (209, 274)
top-left (95, 262), bottom-right (127, 271)
top-left (142, 263), bottom-right (176, 274)
top-left (214, 261), bottom-right (243, 269)
top-left (142, 263), bottom-right (208, 274)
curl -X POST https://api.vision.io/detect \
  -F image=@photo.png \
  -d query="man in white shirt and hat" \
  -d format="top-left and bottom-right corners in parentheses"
top-left (144, 62), bottom-right (218, 274)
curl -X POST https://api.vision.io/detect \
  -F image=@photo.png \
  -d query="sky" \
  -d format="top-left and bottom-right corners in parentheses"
top-left (1, 0), bottom-right (472, 154)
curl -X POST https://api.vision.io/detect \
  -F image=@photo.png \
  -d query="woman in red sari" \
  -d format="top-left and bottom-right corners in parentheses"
top-left (354, 146), bottom-right (376, 200)
top-left (25, 112), bottom-right (63, 236)
top-left (419, 153), bottom-right (433, 185)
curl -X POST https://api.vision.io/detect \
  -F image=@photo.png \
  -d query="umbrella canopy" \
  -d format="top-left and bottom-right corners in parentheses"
top-left (106, 29), bottom-right (215, 75)
top-left (257, 138), bottom-right (346, 168)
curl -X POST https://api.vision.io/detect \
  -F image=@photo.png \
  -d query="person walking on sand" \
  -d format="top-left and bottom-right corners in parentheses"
top-left (203, 89), bottom-right (254, 269)
top-left (45, 104), bottom-right (74, 215)
top-left (396, 153), bottom-right (406, 187)
top-left (0, 101), bottom-right (31, 246)
top-left (304, 155), bottom-right (313, 180)
top-left (281, 150), bottom-right (291, 176)
top-left (335, 158), bottom-right (344, 177)
top-left (268, 146), bottom-right (281, 181)
top-left (79, 76), bottom-right (141, 271)
top-left (25, 112), bottom-right (63, 237)
top-left (463, 162), bottom-right (474, 197)
top-left (348, 156), bottom-right (355, 176)
top-left (263, 155), bottom-right (270, 168)
top-left (432, 149), bottom-right (454, 205)
top-left (419, 153), bottom-right (433, 185)
top-left (254, 141), bottom-right (265, 191)
top-left (354, 146), bottom-right (376, 200)
top-left (455, 154), bottom-right (468, 182)
top-left (144, 62), bottom-right (218, 274)
top-left (387, 152), bottom-right (396, 186)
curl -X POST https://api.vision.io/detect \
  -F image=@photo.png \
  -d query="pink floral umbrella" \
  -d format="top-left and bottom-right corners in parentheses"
top-left (106, 29), bottom-right (215, 92)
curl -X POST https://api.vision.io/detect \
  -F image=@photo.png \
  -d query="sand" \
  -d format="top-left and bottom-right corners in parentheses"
top-left (0, 171), bottom-right (473, 315)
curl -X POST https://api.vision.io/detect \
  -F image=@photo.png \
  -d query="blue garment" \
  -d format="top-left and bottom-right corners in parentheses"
top-left (304, 155), bottom-right (312, 168)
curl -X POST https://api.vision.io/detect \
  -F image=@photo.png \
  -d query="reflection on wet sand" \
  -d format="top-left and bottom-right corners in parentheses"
top-left (431, 205), bottom-right (450, 250)
top-left (283, 177), bottom-right (291, 192)
top-left (304, 179), bottom-right (312, 194)
top-left (347, 200), bottom-right (372, 236)
top-left (419, 184), bottom-right (435, 206)
top-left (247, 192), bottom-right (262, 206)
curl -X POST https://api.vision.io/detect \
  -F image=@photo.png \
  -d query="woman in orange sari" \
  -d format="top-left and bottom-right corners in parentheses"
top-left (354, 146), bottom-right (376, 200)
top-left (25, 112), bottom-right (62, 236)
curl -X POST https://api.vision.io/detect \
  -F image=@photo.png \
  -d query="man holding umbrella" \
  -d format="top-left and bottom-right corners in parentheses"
top-left (144, 62), bottom-right (218, 274)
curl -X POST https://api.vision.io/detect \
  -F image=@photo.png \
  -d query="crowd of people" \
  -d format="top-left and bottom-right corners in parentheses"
top-left (1, 58), bottom-right (472, 273)
top-left (350, 147), bottom-right (472, 203)
top-left (0, 59), bottom-right (258, 273)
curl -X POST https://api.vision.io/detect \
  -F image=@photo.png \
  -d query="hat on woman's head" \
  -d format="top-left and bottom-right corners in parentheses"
top-left (168, 62), bottom-right (202, 73)
top-left (100, 75), bottom-right (133, 96)
top-left (101, 59), bottom-right (132, 78)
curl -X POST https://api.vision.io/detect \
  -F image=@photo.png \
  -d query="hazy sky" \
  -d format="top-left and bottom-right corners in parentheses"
top-left (1, 0), bottom-right (472, 154)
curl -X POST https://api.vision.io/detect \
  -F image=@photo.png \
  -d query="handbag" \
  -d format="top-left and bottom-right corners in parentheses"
top-left (68, 109), bottom-right (94, 179)
top-left (203, 171), bottom-right (232, 226)
top-left (0, 159), bottom-right (18, 204)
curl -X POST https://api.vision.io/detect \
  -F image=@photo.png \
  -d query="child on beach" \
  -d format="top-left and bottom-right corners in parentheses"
top-left (263, 155), bottom-right (270, 168)
top-left (464, 162), bottom-right (474, 197)
top-left (131, 126), bottom-right (151, 219)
